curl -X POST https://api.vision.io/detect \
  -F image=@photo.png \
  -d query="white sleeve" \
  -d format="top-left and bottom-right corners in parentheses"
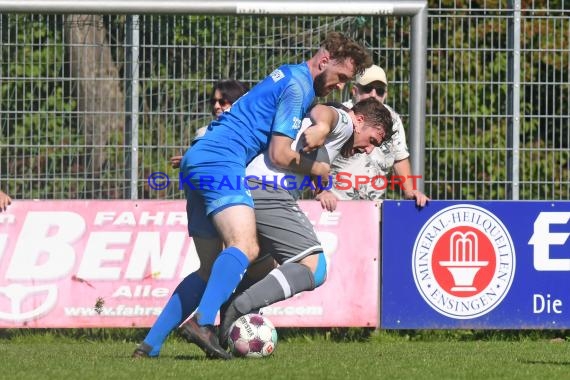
top-left (321, 108), bottom-right (353, 163)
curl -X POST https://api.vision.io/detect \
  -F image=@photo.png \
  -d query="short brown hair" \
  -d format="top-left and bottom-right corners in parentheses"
top-left (320, 32), bottom-right (372, 76)
top-left (352, 97), bottom-right (395, 143)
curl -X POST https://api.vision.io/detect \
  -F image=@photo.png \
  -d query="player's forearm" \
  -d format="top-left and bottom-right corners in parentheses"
top-left (293, 154), bottom-right (330, 177)
top-left (268, 134), bottom-right (330, 177)
top-left (270, 148), bottom-right (329, 177)
top-left (301, 105), bottom-right (337, 150)
top-left (309, 105), bottom-right (336, 131)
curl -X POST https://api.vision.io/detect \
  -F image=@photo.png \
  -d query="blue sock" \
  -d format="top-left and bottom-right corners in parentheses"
top-left (195, 246), bottom-right (249, 325)
top-left (143, 272), bottom-right (207, 356)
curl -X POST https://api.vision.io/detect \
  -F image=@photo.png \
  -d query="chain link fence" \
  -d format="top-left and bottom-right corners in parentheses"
top-left (1, 1), bottom-right (568, 201)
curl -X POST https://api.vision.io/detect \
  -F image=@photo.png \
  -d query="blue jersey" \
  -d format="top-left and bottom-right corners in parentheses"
top-left (187, 62), bottom-right (315, 166)
top-left (181, 62), bottom-right (315, 222)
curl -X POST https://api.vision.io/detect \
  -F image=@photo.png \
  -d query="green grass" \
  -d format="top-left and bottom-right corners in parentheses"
top-left (1, 330), bottom-right (570, 379)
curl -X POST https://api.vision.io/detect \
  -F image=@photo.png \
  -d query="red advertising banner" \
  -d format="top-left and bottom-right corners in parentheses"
top-left (0, 200), bottom-right (379, 328)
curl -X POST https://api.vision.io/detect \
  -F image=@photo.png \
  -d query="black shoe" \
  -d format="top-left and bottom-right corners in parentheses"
top-left (219, 302), bottom-right (262, 351)
top-left (218, 302), bottom-right (243, 350)
top-left (132, 342), bottom-right (153, 359)
top-left (179, 315), bottom-right (232, 360)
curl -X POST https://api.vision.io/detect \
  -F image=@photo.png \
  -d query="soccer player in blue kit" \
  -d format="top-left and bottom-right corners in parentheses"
top-left (133, 32), bottom-right (371, 360)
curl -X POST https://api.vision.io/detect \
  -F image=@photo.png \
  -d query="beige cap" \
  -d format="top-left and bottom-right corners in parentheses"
top-left (355, 64), bottom-right (388, 86)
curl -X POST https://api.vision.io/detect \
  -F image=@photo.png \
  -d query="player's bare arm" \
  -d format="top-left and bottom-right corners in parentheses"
top-left (267, 134), bottom-right (330, 177)
top-left (301, 104), bottom-right (339, 152)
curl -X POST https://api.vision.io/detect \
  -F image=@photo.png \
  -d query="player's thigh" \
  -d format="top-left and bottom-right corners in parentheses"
top-left (252, 187), bottom-right (322, 270)
top-left (193, 236), bottom-right (224, 280)
top-left (294, 253), bottom-right (320, 272)
top-left (211, 204), bottom-right (258, 260)
top-left (185, 186), bottom-right (219, 238)
top-left (182, 161), bottom-right (258, 258)
top-left (247, 255), bottom-right (278, 283)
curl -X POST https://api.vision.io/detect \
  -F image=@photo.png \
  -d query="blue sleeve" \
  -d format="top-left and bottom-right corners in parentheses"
top-left (272, 80), bottom-right (306, 139)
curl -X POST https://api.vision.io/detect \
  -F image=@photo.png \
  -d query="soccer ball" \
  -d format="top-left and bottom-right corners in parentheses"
top-left (227, 313), bottom-right (278, 358)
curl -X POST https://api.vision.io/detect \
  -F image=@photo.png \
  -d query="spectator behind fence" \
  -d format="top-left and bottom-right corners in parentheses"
top-left (316, 64), bottom-right (429, 210)
top-left (0, 190), bottom-right (12, 212)
top-left (170, 79), bottom-right (249, 168)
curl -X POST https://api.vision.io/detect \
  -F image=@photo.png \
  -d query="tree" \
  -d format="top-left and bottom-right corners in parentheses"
top-left (65, 14), bottom-right (125, 198)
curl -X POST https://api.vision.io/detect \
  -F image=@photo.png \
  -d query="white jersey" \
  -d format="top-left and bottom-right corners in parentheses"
top-left (333, 101), bottom-right (409, 201)
top-left (194, 125), bottom-right (208, 138)
top-left (246, 107), bottom-right (353, 200)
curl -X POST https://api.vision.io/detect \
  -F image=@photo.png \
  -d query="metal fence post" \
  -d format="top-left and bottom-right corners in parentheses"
top-left (409, 2), bottom-right (428, 193)
top-left (126, 15), bottom-right (140, 200)
top-left (507, 0), bottom-right (521, 200)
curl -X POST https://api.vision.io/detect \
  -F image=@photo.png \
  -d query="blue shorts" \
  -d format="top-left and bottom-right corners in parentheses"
top-left (180, 154), bottom-right (254, 238)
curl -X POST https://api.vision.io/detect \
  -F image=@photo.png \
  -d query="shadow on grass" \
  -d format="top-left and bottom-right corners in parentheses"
top-left (518, 359), bottom-right (570, 366)
top-left (2, 328), bottom-right (570, 343)
top-left (372, 329), bottom-right (570, 342)
top-left (173, 354), bottom-right (212, 361)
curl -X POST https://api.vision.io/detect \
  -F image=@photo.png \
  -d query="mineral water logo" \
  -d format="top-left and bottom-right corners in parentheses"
top-left (440, 231), bottom-right (489, 292)
top-left (412, 205), bottom-right (516, 319)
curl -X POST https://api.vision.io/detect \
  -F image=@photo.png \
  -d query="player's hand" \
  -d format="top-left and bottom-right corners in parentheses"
top-left (314, 162), bottom-right (331, 179)
top-left (170, 155), bottom-right (182, 169)
top-left (301, 123), bottom-right (328, 153)
top-left (316, 190), bottom-right (338, 212)
top-left (0, 191), bottom-right (12, 212)
top-left (405, 190), bottom-right (430, 208)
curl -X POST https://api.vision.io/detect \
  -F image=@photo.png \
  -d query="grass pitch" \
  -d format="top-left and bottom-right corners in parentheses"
top-left (1, 330), bottom-right (570, 379)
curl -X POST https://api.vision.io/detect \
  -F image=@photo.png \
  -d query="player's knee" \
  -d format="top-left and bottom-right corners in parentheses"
top-left (247, 241), bottom-right (260, 262)
top-left (312, 252), bottom-right (327, 287)
top-left (231, 239), bottom-right (259, 262)
top-left (239, 241), bottom-right (259, 263)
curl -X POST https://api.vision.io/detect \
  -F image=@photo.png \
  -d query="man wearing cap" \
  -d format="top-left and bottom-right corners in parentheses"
top-left (316, 64), bottom-right (429, 211)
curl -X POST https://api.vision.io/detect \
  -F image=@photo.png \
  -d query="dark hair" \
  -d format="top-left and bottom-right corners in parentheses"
top-left (210, 79), bottom-right (249, 115)
top-left (352, 97), bottom-right (395, 143)
top-left (320, 32), bottom-right (373, 76)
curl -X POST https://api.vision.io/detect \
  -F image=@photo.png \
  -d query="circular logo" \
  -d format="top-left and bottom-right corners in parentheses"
top-left (412, 204), bottom-right (516, 319)
top-left (147, 172), bottom-right (170, 191)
